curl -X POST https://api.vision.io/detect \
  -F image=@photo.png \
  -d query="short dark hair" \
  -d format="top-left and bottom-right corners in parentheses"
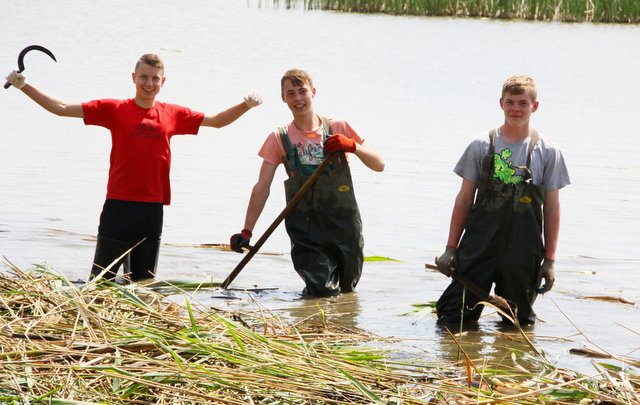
top-left (135, 54), bottom-right (164, 72)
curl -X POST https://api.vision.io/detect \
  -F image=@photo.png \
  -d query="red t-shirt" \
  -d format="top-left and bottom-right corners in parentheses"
top-left (82, 99), bottom-right (204, 205)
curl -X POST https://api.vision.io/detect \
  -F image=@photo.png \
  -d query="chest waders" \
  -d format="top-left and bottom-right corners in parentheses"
top-left (279, 119), bottom-right (364, 297)
top-left (89, 200), bottom-right (163, 282)
top-left (436, 130), bottom-right (545, 325)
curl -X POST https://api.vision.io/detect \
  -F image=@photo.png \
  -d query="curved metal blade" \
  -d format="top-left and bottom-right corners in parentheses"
top-left (17, 45), bottom-right (57, 72)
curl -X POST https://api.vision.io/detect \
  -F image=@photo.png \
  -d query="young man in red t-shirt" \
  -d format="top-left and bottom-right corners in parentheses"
top-left (6, 53), bottom-right (262, 282)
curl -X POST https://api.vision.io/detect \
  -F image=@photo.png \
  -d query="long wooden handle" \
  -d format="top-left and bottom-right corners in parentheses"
top-left (426, 262), bottom-right (511, 312)
top-left (426, 263), bottom-right (491, 302)
top-left (221, 153), bottom-right (338, 289)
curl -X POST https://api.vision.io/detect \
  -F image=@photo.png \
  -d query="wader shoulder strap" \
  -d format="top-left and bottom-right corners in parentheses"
top-left (526, 130), bottom-right (539, 169)
top-left (515, 129), bottom-right (539, 182)
top-left (279, 117), bottom-right (336, 178)
top-left (320, 116), bottom-right (351, 169)
top-left (321, 116), bottom-right (332, 139)
top-left (278, 127), bottom-right (296, 177)
top-left (475, 129), bottom-right (496, 203)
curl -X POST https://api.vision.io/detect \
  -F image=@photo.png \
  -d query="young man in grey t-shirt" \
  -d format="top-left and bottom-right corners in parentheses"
top-left (434, 75), bottom-right (570, 326)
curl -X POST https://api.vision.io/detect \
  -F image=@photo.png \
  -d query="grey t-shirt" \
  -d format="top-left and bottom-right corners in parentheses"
top-left (454, 128), bottom-right (571, 191)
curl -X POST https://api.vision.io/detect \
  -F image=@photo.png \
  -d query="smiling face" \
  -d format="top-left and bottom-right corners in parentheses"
top-left (281, 78), bottom-right (315, 117)
top-left (499, 75), bottom-right (539, 128)
top-left (132, 62), bottom-right (165, 108)
top-left (500, 91), bottom-right (538, 127)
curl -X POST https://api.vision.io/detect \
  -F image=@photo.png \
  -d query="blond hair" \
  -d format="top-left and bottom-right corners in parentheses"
top-left (502, 75), bottom-right (537, 102)
top-left (135, 54), bottom-right (164, 73)
top-left (281, 69), bottom-right (313, 97)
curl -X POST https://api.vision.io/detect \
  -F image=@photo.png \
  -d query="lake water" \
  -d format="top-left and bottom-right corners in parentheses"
top-left (1, 0), bottom-right (639, 375)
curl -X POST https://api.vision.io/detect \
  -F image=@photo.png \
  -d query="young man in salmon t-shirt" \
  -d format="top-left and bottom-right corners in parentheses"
top-left (6, 53), bottom-right (262, 282)
top-left (230, 69), bottom-right (384, 297)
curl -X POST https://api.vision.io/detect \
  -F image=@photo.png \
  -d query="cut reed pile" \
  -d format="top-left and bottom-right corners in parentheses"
top-left (0, 259), bottom-right (638, 404)
top-left (270, 0), bottom-right (640, 23)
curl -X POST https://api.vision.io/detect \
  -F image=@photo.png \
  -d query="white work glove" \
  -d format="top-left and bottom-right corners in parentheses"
top-left (6, 70), bottom-right (26, 89)
top-left (435, 246), bottom-right (457, 277)
top-left (244, 92), bottom-right (262, 108)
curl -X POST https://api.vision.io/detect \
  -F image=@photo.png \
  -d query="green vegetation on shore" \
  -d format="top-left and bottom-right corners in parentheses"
top-left (271, 0), bottom-right (640, 23)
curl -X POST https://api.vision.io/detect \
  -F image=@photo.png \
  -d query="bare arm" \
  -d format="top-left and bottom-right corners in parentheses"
top-left (242, 161), bottom-right (278, 232)
top-left (542, 189), bottom-right (561, 260)
top-left (353, 141), bottom-right (385, 172)
top-left (20, 83), bottom-right (84, 118)
top-left (445, 178), bottom-right (476, 248)
top-left (201, 101), bottom-right (253, 128)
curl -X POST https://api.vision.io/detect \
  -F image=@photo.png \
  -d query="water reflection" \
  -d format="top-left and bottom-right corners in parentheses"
top-left (205, 287), bottom-right (363, 332)
top-left (434, 321), bottom-right (543, 369)
top-left (279, 292), bottom-right (362, 331)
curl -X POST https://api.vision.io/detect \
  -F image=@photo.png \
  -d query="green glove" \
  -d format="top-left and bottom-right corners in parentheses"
top-left (536, 258), bottom-right (555, 294)
top-left (435, 246), bottom-right (457, 277)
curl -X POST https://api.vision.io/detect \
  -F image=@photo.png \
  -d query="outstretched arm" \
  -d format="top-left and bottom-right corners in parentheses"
top-left (6, 71), bottom-right (83, 118)
top-left (201, 93), bottom-right (262, 128)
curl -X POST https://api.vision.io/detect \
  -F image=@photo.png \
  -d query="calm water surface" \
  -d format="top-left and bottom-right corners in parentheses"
top-left (1, 0), bottom-right (639, 374)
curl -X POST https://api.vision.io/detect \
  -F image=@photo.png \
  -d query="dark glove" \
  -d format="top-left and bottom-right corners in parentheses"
top-left (323, 134), bottom-right (356, 154)
top-left (536, 258), bottom-right (555, 294)
top-left (230, 229), bottom-right (252, 253)
top-left (435, 246), bottom-right (457, 277)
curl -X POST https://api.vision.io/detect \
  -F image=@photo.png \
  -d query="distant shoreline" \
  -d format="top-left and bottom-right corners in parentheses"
top-left (269, 0), bottom-right (640, 24)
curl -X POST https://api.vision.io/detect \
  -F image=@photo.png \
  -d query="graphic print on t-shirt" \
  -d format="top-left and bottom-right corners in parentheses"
top-left (493, 148), bottom-right (523, 185)
top-left (132, 119), bottom-right (161, 139)
top-left (295, 139), bottom-right (325, 166)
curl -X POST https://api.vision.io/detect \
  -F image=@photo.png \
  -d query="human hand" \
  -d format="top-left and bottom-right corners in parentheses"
top-left (435, 246), bottom-right (457, 277)
top-left (536, 258), bottom-right (555, 294)
top-left (323, 134), bottom-right (356, 154)
top-left (230, 229), bottom-right (252, 253)
top-left (244, 92), bottom-right (262, 108)
top-left (5, 70), bottom-right (26, 89)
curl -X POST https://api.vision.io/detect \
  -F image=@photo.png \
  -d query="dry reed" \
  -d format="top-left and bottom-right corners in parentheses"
top-left (0, 259), bottom-right (638, 403)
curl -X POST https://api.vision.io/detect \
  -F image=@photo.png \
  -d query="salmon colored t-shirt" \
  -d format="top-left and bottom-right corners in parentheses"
top-left (82, 99), bottom-right (204, 205)
top-left (258, 118), bottom-right (364, 166)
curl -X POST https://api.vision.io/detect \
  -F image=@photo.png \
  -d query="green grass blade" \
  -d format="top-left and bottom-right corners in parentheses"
top-left (339, 368), bottom-right (384, 403)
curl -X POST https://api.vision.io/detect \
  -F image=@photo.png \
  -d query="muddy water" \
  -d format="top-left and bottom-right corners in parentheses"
top-left (1, 0), bottom-right (639, 374)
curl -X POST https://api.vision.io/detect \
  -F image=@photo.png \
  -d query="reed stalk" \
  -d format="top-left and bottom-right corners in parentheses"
top-left (0, 259), bottom-right (638, 403)
top-left (270, 0), bottom-right (640, 23)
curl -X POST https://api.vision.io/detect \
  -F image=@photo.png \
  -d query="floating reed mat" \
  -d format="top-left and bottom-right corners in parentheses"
top-left (1, 261), bottom-right (639, 404)
top-left (270, 0), bottom-right (640, 23)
